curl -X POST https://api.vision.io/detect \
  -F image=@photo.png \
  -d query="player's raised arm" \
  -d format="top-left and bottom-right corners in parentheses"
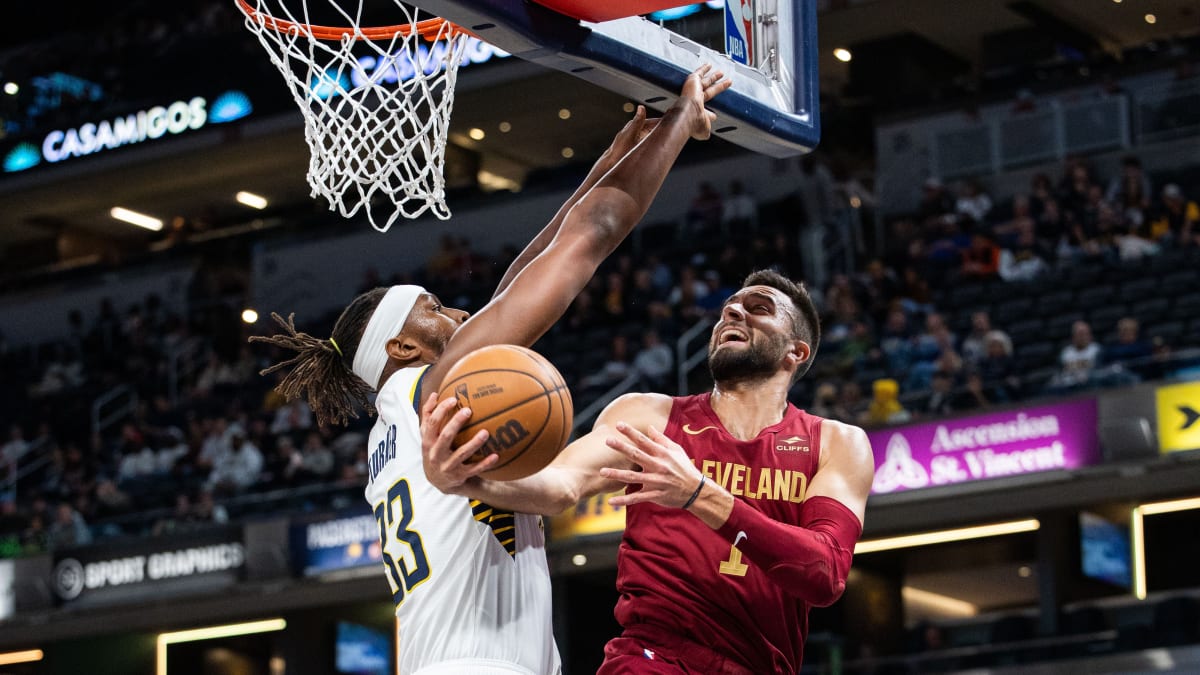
top-left (420, 392), bottom-right (671, 515)
top-left (421, 66), bottom-right (732, 398)
top-left (491, 105), bottom-right (657, 298)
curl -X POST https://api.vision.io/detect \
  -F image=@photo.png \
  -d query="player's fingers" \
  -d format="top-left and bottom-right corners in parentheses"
top-left (694, 63), bottom-right (713, 79)
top-left (462, 445), bottom-right (500, 477)
top-left (449, 428), bottom-right (490, 466)
top-left (608, 490), bottom-right (661, 507)
top-left (435, 406), bottom-right (474, 450)
top-left (615, 422), bottom-right (661, 453)
top-left (599, 467), bottom-right (646, 485)
top-left (421, 392), bottom-right (439, 420)
top-left (604, 435), bottom-right (648, 465)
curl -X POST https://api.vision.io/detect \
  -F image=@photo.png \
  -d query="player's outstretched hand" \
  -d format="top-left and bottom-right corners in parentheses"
top-left (676, 63), bottom-right (732, 140)
top-left (600, 422), bottom-right (706, 509)
top-left (604, 104), bottom-right (660, 163)
top-left (420, 394), bottom-right (500, 494)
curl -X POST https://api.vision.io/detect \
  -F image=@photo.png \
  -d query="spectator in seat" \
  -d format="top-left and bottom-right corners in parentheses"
top-left (295, 432), bottom-right (336, 484)
top-left (863, 378), bottom-right (912, 426)
top-left (960, 311), bottom-right (993, 367)
top-left (961, 232), bottom-right (1001, 280)
top-left (955, 179), bottom-right (993, 224)
top-left (632, 330), bottom-right (673, 392)
top-left (685, 181), bottom-right (724, 236)
top-left (206, 427), bottom-right (263, 495)
top-left (1106, 155), bottom-right (1152, 227)
top-left (47, 502), bottom-right (92, 549)
top-left (270, 397), bottom-right (313, 435)
top-left (809, 382), bottom-right (840, 420)
top-left (1150, 184), bottom-right (1200, 247)
top-left (1049, 320), bottom-right (1103, 391)
top-left (1105, 318), bottom-right (1153, 366)
top-left (721, 180), bottom-right (758, 230)
top-left (999, 228), bottom-right (1050, 282)
top-left (580, 334), bottom-right (633, 393)
top-left (977, 330), bottom-right (1019, 401)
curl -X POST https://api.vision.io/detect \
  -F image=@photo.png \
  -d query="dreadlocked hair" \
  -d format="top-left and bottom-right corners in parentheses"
top-left (249, 287), bottom-right (388, 427)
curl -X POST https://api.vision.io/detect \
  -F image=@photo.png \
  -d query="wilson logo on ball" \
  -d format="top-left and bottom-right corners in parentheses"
top-left (483, 419), bottom-right (531, 454)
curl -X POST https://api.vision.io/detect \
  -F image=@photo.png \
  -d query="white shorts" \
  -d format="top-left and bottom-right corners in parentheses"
top-left (413, 659), bottom-right (552, 675)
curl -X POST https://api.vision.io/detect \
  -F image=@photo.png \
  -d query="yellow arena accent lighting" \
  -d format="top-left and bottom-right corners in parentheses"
top-left (1131, 496), bottom-right (1200, 600)
top-left (902, 587), bottom-right (977, 617)
top-left (0, 649), bottom-right (43, 665)
top-left (157, 619), bottom-right (286, 675)
top-left (855, 519), bottom-right (1041, 554)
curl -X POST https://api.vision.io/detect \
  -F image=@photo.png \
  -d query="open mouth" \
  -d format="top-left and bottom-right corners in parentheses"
top-left (717, 329), bottom-right (748, 345)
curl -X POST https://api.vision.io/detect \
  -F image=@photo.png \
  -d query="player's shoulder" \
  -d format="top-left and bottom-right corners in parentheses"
top-left (819, 419), bottom-right (874, 464)
top-left (599, 392), bottom-right (674, 427)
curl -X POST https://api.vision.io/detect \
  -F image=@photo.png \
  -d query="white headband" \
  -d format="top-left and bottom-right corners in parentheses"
top-left (352, 285), bottom-right (425, 389)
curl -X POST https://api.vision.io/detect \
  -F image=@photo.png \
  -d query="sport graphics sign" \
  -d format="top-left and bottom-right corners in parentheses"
top-left (51, 528), bottom-right (245, 607)
top-left (290, 510), bottom-right (382, 578)
top-left (869, 398), bottom-right (1100, 495)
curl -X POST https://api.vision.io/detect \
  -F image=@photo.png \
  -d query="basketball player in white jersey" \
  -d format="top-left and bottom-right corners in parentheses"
top-left (252, 66), bottom-right (732, 675)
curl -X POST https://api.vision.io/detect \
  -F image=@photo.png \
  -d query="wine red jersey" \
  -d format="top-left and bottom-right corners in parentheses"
top-left (613, 392), bottom-right (824, 674)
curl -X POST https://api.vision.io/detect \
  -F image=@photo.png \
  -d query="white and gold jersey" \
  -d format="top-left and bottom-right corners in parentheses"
top-left (363, 366), bottom-right (561, 675)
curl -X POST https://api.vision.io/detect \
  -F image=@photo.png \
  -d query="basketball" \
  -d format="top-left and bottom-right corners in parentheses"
top-left (437, 345), bottom-right (573, 481)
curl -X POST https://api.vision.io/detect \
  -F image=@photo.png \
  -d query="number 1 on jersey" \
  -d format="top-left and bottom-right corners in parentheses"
top-left (375, 479), bottom-right (431, 605)
top-left (720, 544), bottom-right (748, 577)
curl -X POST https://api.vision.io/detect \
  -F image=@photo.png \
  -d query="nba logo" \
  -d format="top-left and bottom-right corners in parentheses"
top-left (724, 0), bottom-right (755, 66)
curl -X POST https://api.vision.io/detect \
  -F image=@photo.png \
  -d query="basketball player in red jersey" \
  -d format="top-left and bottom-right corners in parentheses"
top-left (422, 269), bottom-right (875, 674)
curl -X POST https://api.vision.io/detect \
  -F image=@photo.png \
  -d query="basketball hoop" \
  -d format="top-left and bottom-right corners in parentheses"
top-left (236, 0), bottom-right (470, 230)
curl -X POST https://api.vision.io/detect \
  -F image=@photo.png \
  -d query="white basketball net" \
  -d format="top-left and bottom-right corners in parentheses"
top-left (237, 0), bottom-right (468, 230)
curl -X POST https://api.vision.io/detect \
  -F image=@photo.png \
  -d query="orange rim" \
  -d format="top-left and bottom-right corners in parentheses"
top-left (235, 0), bottom-right (462, 41)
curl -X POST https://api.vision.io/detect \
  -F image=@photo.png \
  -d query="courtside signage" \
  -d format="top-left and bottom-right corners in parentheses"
top-left (1155, 381), bottom-right (1200, 454)
top-left (290, 510), bottom-right (382, 577)
top-left (3, 90), bottom-right (252, 173)
top-left (51, 528), bottom-right (245, 606)
top-left (549, 491), bottom-right (626, 542)
top-left (869, 398), bottom-right (1100, 495)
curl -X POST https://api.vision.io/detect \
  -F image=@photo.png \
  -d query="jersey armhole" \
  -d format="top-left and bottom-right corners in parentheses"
top-left (411, 366), bottom-right (429, 414)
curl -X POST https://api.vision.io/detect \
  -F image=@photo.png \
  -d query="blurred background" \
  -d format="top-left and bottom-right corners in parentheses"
top-left (0, 0), bottom-right (1199, 673)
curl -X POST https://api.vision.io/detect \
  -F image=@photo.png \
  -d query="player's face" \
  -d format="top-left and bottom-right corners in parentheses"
top-left (707, 285), bottom-right (798, 383)
top-left (404, 293), bottom-right (469, 357)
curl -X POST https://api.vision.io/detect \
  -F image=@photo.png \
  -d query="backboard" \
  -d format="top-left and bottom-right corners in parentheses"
top-left (414, 0), bottom-right (819, 157)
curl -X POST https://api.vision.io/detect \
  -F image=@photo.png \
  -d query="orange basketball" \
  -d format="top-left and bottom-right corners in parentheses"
top-left (437, 345), bottom-right (573, 481)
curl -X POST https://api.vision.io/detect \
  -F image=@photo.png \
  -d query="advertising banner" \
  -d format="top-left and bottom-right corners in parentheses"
top-left (290, 509), bottom-right (382, 578)
top-left (1155, 381), bottom-right (1200, 454)
top-left (51, 527), bottom-right (244, 608)
top-left (869, 398), bottom-right (1100, 495)
top-left (549, 491), bottom-right (626, 542)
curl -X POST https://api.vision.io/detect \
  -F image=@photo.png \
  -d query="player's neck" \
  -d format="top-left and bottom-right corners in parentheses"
top-left (709, 376), bottom-right (791, 441)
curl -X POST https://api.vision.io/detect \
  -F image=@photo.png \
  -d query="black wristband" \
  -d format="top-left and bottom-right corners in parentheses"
top-left (682, 475), bottom-right (706, 510)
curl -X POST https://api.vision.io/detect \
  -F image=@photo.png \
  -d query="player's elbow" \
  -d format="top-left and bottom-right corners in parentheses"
top-left (772, 560), bottom-right (847, 607)
top-left (566, 194), bottom-right (635, 253)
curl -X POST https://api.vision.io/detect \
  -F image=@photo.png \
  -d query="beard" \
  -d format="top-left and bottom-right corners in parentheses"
top-left (707, 333), bottom-right (791, 384)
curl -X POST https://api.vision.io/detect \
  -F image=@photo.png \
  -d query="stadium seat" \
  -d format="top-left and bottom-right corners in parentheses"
top-left (1132, 297), bottom-right (1172, 326)
top-left (1016, 341), bottom-right (1058, 371)
top-left (992, 297), bottom-right (1036, 326)
top-left (1087, 304), bottom-right (1131, 332)
top-left (1173, 292), bottom-right (1200, 316)
top-left (1117, 278), bottom-right (1161, 304)
top-left (1075, 284), bottom-right (1117, 310)
top-left (1006, 318), bottom-right (1046, 346)
top-left (1034, 290), bottom-right (1075, 317)
top-left (1045, 312), bottom-right (1087, 339)
top-left (1146, 321), bottom-right (1185, 346)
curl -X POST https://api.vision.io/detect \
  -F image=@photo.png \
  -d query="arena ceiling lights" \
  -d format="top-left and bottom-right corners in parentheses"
top-left (156, 618), bottom-right (286, 675)
top-left (855, 519), bottom-right (1041, 554)
top-left (1131, 496), bottom-right (1200, 600)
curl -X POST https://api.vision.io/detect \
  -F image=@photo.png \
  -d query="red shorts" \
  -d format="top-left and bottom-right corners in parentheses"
top-left (597, 626), bottom-right (756, 675)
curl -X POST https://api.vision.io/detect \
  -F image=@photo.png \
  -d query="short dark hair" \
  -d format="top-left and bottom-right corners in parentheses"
top-left (741, 269), bottom-right (821, 380)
